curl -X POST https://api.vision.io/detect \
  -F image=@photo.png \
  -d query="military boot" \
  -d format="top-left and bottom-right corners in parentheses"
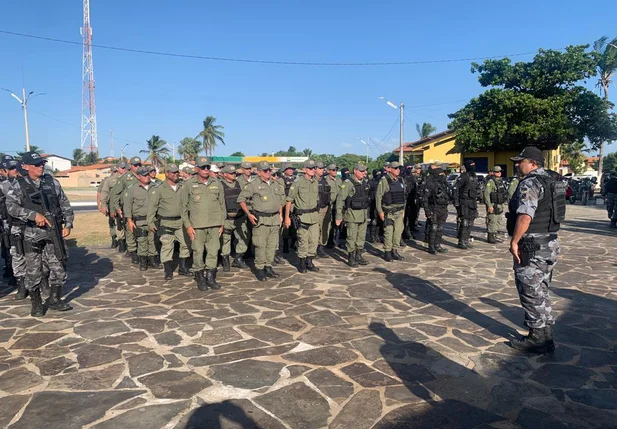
top-left (30, 288), bottom-right (46, 317)
top-left (316, 245), bottom-right (328, 258)
top-left (264, 266), bottom-right (280, 278)
top-left (355, 250), bottom-right (369, 266)
top-left (111, 237), bottom-right (119, 248)
top-left (232, 254), bottom-right (248, 269)
top-left (457, 227), bottom-right (468, 249)
top-left (298, 258), bottom-right (308, 273)
top-left (139, 256), bottom-right (148, 271)
top-left (207, 269), bottom-right (221, 290)
top-left (47, 285), bottom-right (73, 312)
top-left (131, 252), bottom-right (139, 264)
top-left (148, 256), bottom-right (161, 269)
top-left (255, 268), bottom-right (267, 281)
top-left (163, 262), bottom-right (173, 280)
top-left (384, 250), bottom-right (393, 262)
top-left (194, 270), bottom-right (208, 291)
top-left (178, 258), bottom-right (192, 276)
top-left (367, 225), bottom-right (376, 243)
top-left (273, 251), bottom-right (284, 265)
top-left (348, 252), bottom-right (359, 267)
top-left (222, 255), bottom-right (231, 272)
top-left (435, 229), bottom-right (448, 254)
top-left (283, 238), bottom-right (290, 253)
top-left (392, 249), bottom-right (404, 261)
top-left (306, 257), bottom-right (319, 272)
top-left (510, 327), bottom-right (555, 354)
top-left (487, 233), bottom-right (497, 244)
top-left (15, 277), bottom-right (27, 300)
top-left (428, 229), bottom-right (438, 255)
top-left (118, 239), bottom-right (127, 253)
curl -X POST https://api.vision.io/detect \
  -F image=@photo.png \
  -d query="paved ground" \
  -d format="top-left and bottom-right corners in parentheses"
top-left (0, 204), bottom-right (616, 429)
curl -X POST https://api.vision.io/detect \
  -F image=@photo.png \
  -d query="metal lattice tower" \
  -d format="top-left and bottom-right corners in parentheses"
top-left (80, 0), bottom-right (98, 154)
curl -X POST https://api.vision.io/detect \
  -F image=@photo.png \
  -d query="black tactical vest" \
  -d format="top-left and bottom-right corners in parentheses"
top-left (223, 180), bottom-right (242, 214)
top-left (459, 173), bottom-right (479, 200)
top-left (14, 175), bottom-right (62, 226)
top-left (606, 176), bottom-right (617, 194)
top-left (433, 180), bottom-right (450, 205)
top-left (317, 177), bottom-right (331, 209)
top-left (488, 178), bottom-right (508, 204)
top-left (345, 180), bottom-right (370, 210)
top-left (283, 175), bottom-right (295, 196)
top-left (382, 176), bottom-right (406, 206)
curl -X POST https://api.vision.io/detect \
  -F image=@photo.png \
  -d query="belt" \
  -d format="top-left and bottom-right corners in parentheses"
top-left (384, 206), bottom-right (405, 214)
top-left (253, 210), bottom-right (279, 217)
top-left (227, 212), bottom-right (245, 219)
top-left (295, 207), bottom-right (319, 215)
top-left (157, 215), bottom-right (181, 221)
top-left (132, 215), bottom-right (147, 221)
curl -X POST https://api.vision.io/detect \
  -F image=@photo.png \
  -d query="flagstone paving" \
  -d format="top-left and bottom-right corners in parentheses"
top-left (0, 204), bottom-right (616, 428)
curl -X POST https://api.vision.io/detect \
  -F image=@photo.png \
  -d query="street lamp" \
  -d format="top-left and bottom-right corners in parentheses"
top-left (358, 138), bottom-right (369, 164)
top-left (1, 87), bottom-right (45, 152)
top-left (165, 142), bottom-right (175, 163)
top-left (379, 96), bottom-right (405, 165)
top-left (120, 144), bottom-right (129, 161)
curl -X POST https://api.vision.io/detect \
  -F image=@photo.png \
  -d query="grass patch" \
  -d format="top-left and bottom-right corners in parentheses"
top-left (66, 194), bottom-right (98, 202)
top-left (67, 212), bottom-right (111, 248)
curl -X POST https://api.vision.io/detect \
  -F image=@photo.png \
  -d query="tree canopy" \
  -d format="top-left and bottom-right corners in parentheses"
top-left (178, 137), bottom-right (202, 161)
top-left (197, 116), bottom-right (225, 156)
top-left (448, 45), bottom-right (617, 153)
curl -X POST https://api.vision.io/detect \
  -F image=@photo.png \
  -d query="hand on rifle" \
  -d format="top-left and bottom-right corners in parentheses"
top-left (34, 213), bottom-right (52, 228)
top-left (62, 228), bottom-right (71, 238)
top-left (247, 214), bottom-right (257, 226)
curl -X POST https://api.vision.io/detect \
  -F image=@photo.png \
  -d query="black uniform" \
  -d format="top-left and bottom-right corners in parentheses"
top-left (367, 170), bottom-right (382, 243)
top-left (422, 168), bottom-right (450, 254)
top-left (403, 172), bottom-right (418, 238)
top-left (454, 161), bottom-right (479, 248)
top-left (281, 174), bottom-right (297, 252)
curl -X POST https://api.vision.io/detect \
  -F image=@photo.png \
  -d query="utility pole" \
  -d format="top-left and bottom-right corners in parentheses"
top-left (109, 129), bottom-right (114, 158)
top-left (399, 103), bottom-right (405, 165)
top-left (1, 85), bottom-right (44, 152)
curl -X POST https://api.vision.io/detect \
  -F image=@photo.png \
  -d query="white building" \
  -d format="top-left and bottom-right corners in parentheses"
top-left (42, 154), bottom-right (72, 172)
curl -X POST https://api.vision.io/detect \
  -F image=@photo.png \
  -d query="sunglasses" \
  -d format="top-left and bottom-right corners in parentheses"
top-left (262, 169), bottom-right (272, 173)
top-left (306, 167), bottom-right (316, 170)
top-left (198, 165), bottom-right (210, 170)
top-left (133, 164), bottom-right (142, 167)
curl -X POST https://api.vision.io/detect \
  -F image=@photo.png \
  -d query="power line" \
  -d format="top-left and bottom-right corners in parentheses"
top-left (0, 29), bottom-right (538, 67)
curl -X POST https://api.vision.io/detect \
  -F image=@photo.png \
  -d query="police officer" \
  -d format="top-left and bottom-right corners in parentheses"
top-left (97, 166), bottom-right (117, 248)
top-left (125, 167), bottom-right (160, 271)
top-left (236, 162), bottom-right (254, 189)
top-left (422, 165), bottom-right (450, 254)
top-left (238, 161), bottom-right (284, 281)
top-left (454, 160), bottom-right (480, 249)
top-left (314, 162), bottom-right (331, 258)
top-left (402, 164), bottom-right (417, 239)
top-left (180, 166), bottom-right (195, 182)
top-left (220, 165), bottom-right (250, 271)
top-left (5, 152), bottom-right (74, 317)
top-left (0, 157), bottom-right (14, 283)
top-left (110, 156), bottom-right (142, 263)
top-left (181, 157), bottom-right (226, 291)
top-left (323, 164), bottom-right (341, 249)
top-left (148, 166), bottom-right (162, 186)
top-left (376, 161), bottom-right (406, 262)
top-left (286, 160), bottom-right (320, 273)
top-left (148, 163), bottom-right (192, 280)
top-left (336, 164), bottom-right (370, 267)
top-left (100, 162), bottom-right (127, 251)
top-left (279, 164), bottom-right (297, 253)
top-left (507, 147), bottom-right (565, 354)
top-left (484, 166), bottom-right (508, 244)
top-left (367, 169), bottom-right (382, 244)
top-left (602, 170), bottom-right (617, 228)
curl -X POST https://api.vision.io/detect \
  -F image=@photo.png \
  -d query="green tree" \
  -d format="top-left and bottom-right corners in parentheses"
top-left (561, 141), bottom-right (589, 175)
top-left (593, 36), bottom-right (617, 178)
top-left (302, 148), bottom-right (313, 157)
top-left (448, 45), bottom-right (617, 154)
top-left (17, 145), bottom-right (43, 158)
top-left (335, 153), bottom-right (366, 171)
top-left (72, 148), bottom-right (86, 166)
top-left (595, 152), bottom-right (617, 174)
top-left (178, 137), bottom-right (201, 161)
top-left (415, 122), bottom-right (437, 139)
top-left (230, 151), bottom-right (245, 157)
top-left (197, 116), bottom-right (225, 156)
top-left (84, 152), bottom-right (98, 165)
top-left (140, 135), bottom-right (169, 169)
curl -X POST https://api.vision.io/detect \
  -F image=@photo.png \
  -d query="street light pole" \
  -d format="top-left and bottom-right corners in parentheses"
top-left (359, 138), bottom-right (369, 163)
top-left (379, 97), bottom-right (405, 165)
top-left (2, 87), bottom-right (43, 152)
top-left (120, 144), bottom-right (129, 161)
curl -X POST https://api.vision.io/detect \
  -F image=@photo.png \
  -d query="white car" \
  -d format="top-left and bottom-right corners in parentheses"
top-left (89, 181), bottom-right (101, 188)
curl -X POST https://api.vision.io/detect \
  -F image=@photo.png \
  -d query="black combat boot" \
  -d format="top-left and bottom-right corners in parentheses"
top-left (487, 232), bottom-right (497, 244)
top-left (163, 262), bottom-right (173, 280)
top-left (15, 277), bottom-right (27, 300)
top-left (111, 237), bottom-right (118, 248)
top-left (222, 255), bottom-right (231, 272)
top-left (306, 257), bottom-right (319, 272)
top-left (118, 239), bottom-right (127, 253)
top-left (264, 266), bottom-right (280, 278)
top-left (30, 288), bottom-right (46, 317)
top-left (355, 250), bottom-right (369, 266)
top-left (255, 268), bottom-right (267, 281)
top-left (207, 269), bottom-right (221, 290)
top-left (435, 228), bottom-right (448, 254)
top-left (316, 245), bottom-right (328, 258)
top-left (611, 220), bottom-right (617, 229)
top-left (298, 258), bottom-right (308, 273)
top-left (178, 258), bottom-right (192, 276)
top-left (194, 270), bottom-right (208, 291)
top-left (392, 249), bottom-right (404, 261)
top-left (384, 250), bottom-right (393, 262)
top-left (510, 327), bottom-right (555, 354)
top-left (232, 254), bottom-right (248, 269)
top-left (148, 256), bottom-right (161, 269)
top-left (47, 285), bottom-right (73, 312)
top-left (367, 225), bottom-right (376, 243)
top-left (457, 226), bottom-right (468, 249)
top-left (348, 252), bottom-right (359, 267)
top-left (283, 238), bottom-right (290, 253)
top-left (131, 252), bottom-right (139, 264)
top-left (428, 229), bottom-right (438, 254)
top-left (273, 251), bottom-right (284, 265)
top-left (139, 256), bottom-right (148, 271)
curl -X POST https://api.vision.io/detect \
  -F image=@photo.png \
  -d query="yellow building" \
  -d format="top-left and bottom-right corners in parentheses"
top-left (395, 130), bottom-right (561, 177)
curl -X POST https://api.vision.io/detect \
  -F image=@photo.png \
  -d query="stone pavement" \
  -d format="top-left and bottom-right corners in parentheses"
top-left (0, 204), bottom-right (616, 429)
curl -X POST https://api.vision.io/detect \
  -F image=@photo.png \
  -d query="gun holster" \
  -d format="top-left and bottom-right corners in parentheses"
top-left (518, 237), bottom-right (540, 267)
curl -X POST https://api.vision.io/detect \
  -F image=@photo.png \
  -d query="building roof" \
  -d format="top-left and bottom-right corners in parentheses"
top-left (42, 154), bottom-right (73, 161)
top-left (393, 129), bottom-right (455, 154)
top-left (59, 164), bottom-right (114, 174)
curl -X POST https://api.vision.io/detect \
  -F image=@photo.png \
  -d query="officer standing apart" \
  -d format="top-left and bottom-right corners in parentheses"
top-left (454, 160), bottom-right (480, 249)
top-left (484, 166), bottom-right (508, 244)
top-left (220, 165), bottom-right (250, 272)
top-left (110, 156), bottom-right (141, 263)
top-left (5, 152), bottom-right (74, 317)
top-left (422, 165), bottom-right (451, 254)
top-left (148, 163), bottom-right (192, 280)
top-left (376, 161), bottom-right (406, 262)
top-left (238, 161), bottom-right (284, 281)
top-left (507, 147), bottom-right (565, 354)
top-left (181, 157), bottom-right (226, 291)
top-left (314, 162), bottom-right (331, 258)
top-left (286, 160), bottom-right (320, 273)
top-left (336, 164), bottom-right (370, 267)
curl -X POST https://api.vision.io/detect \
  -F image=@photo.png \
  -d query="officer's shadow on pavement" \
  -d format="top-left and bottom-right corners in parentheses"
top-left (560, 219), bottom-right (617, 237)
top-left (62, 242), bottom-right (113, 303)
top-left (180, 399), bottom-right (263, 429)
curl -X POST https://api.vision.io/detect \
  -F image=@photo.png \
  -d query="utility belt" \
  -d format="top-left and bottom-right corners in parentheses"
top-left (10, 232), bottom-right (24, 256)
top-left (518, 234), bottom-right (557, 266)
top-left (383, 205), bottom-right (405, 215)
top-left (132, 215), bottom-right (147, 222)
top-left (294, 206), bottom-right (319, 215)
top-left (226, 211), bottom-right (245, 219)
top-left (253, 210), bottom-right (279, 218)
top-left (157, 215), bottom-right (181, 221)
top-left (134, 226), bottom-right (150, 238)
top-left (158, 225), bottom-right (181, 235)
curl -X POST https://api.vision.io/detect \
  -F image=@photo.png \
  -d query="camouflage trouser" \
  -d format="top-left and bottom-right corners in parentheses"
top-left (606, 193), bottom-right (617, 220)
top-left (24, 240), bottom-right (66, 292)
top-left (513, 236), bottom-right (560, 329)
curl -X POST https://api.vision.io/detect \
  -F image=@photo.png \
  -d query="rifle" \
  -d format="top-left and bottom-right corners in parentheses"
top-left (39, 187), bottom-right (68, 264)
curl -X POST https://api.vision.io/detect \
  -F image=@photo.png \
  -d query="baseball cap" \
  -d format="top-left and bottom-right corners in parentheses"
top-left (315, 161), bottom-right (325, 168)
top-left (1, 155), bottom-right (14, 166)
top-left (283, 163), bottom-right (295, 171)
top-left (195, 156), bottom-right (211, 168)
top-left (136, 166), bottom-right (150, 176)
top-left (303, 160), bottom-right (317, 168)
top-left (21, 152), bottom-right (47, 166)
top-left (257, 161), bottom-right (271, 171)
top-left (148, 165), bottom-right (157, 172)
top-left (492, 166), bottom-right (502, 172)
top-left (210, 164), bottom-right (220, 173)
top-left (390, 161), bottom-right (401, 169)
top-left (241, 161), bottom-right (252, 169)
top-left (354, 163), bottom-right (367, 172)
top-left (165, 163), bottom-right (179, 173)
top-left (111, 166), bottom-right (117, 173)
top-left (182, 166), bottom-right (195, 175)
top-left (130, 156), bottom-right (142, 165)
top-left (510, 147), bottom-right (544, 165)
top-left (327, 164), bottom-right (337, 171)
top-left (6, 159), bottom-right (19, 169)
top-left (383, 162), bottom-right (391, 167)
top-left (222, 165), bottom-right (237, 174)
top-left (117, 161), bottom-right (128, 169)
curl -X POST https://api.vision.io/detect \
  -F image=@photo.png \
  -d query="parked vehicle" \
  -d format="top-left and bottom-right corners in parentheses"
top-left (89, 181), bottom-right (101, 188)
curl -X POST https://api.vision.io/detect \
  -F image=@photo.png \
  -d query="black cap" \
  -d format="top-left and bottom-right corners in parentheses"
top-left (510, 147), bottom-right (544, 165)
top-left (21, 152), bottom-right (47, 166)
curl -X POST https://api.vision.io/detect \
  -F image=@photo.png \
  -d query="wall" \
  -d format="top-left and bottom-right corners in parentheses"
top-left (56, 169), bottom-right (111, 188)
top-left (45, 156), bottom-right (72, 172)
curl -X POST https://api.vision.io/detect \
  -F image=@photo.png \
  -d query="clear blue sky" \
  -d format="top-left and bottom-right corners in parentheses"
top-left (1, 0), bottom-right (616, 160)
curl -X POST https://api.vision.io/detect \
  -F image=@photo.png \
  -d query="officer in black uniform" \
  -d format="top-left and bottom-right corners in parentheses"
top-left (280, 165), bottom-right (297, 253)
top-left (422, 166), bottom-right (451, 254)
top-left (367, 169), bottom-right (382, 243)
top-left (402, 164), bottom-right (417, 240)
top-left (454, 160), bottom-right (480, 249)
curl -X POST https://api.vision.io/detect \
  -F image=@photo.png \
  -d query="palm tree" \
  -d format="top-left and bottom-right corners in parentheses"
top-left (140, 135), bottom-right (169, 169)
top-left (72, 148), bottom-right (86, 166)
top-left (302, 148), bottom-right (313, 157)
top-left (196, 116), bottom-right (225, 156)
top-left (560, 141), bottom-right (588, 175)
top-left (594, 36), bottom-right (617, 178)
top-left (416, 122), bottom-right (437, 139)
top-left (16, 145), bottom-right (43, 158)
top-left (178, 137), bottom-right (202, 161)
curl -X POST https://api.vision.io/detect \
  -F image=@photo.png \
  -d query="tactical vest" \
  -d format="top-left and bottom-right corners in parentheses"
top-left (223, 181), bottom-right (242, 214)
top-left (488, 178), bottom-right (508, 204)
top-left (283, 176), bottom-right (295, 196)
top-left (317, 177), bottom-right (331, 209)
top-left (606, 177), bottom-right (617, 194)
top-left (345, 180), bottom-right (370, 210)
top-left (14, 175), bottom-right (62, 226)
top-left (459, 173), bottom-right (479, 200)
top-left (433, 180), bottom-right (450, 205)
top-left (382, 176), bottom-right (406, 206)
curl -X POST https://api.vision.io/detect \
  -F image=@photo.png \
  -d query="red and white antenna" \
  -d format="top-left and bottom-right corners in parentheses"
top-left (80, 0), bottom-right (98, 154)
